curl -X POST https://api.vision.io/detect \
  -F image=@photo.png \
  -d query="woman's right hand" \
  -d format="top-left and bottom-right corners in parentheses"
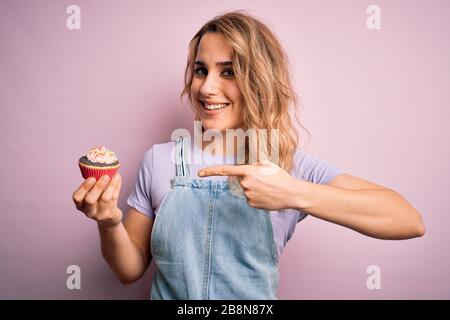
top-left (72, 173), bottom-right (123, 228)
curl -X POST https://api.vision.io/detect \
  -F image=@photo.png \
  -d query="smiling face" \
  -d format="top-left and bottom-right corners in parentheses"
top-left (190, 32), bottom-right (243, 133)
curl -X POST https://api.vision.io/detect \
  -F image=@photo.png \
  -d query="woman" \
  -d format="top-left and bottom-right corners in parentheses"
top-left (72, 11), bottom-right (425, 300)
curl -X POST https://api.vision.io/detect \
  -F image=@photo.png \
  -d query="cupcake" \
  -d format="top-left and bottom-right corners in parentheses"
top-left (78, 146), bottom-right (120, 180)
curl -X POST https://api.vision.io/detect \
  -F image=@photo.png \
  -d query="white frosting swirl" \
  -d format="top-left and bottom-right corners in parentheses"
top-left (86, 146), bottom-right (118, 164)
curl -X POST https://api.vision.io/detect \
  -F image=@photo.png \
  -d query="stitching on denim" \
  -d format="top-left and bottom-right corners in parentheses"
top-left (264, 211), bottom-right (279, 265)
top-left (150, 190), bottom-right (173, 259)
top-left (202, 185), bottom-right (216, 299)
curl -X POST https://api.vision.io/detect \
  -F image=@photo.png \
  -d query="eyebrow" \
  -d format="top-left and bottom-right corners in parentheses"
top-left (194, 60), bottom-right (232, 67)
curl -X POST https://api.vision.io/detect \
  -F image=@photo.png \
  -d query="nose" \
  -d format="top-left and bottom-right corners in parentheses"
top-left (199, 72), bottom-right (221, 97)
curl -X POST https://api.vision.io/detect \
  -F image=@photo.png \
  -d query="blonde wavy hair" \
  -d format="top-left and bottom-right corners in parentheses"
top-left (180, 10), bottom-right (309, 172)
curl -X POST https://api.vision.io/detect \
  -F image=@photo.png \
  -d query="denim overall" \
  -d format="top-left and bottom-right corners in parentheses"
top-left (150, 136), bottom-right (279, 299)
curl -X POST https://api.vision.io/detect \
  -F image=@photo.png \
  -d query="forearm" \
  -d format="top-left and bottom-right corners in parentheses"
top-left (293, 180), bottom-right (425, 240)
top-left (98, 221), bottom-right (148, 284)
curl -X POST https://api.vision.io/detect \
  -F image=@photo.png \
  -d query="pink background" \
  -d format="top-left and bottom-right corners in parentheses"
top-left (1, 0), bottom-right (449, 299)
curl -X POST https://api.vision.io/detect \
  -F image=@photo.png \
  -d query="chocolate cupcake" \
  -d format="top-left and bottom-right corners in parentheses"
top-left (78, 146), bottom-right (120, 180)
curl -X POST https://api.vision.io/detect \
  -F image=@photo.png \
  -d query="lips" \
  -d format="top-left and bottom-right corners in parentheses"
top-left (199, 100), bottom-right (230, 113)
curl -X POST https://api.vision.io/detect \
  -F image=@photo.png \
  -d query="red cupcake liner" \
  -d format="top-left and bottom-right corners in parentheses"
top-left (78, 163), bottom-right (120, 181)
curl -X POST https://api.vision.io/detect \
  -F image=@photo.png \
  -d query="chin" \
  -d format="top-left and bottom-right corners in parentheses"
top-left (201, 120), bottom-right (227, 132)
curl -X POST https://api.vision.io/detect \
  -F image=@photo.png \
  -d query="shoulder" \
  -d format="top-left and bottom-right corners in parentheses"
top-left (141, 141), bottom-right (175, 163)
top-left (291, 148), bottom-right (343, 184)
top-left (145, 140), bottom-right (177, 179)
top-left (152, 140), bottom-right (176, 153)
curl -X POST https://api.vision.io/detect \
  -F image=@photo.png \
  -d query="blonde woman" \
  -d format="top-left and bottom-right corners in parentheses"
top-left (72, 11), bottom-right (425, 300)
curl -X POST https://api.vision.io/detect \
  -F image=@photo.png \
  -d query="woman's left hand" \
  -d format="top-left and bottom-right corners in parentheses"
top-left (198, 160), bottom-right (305, 211)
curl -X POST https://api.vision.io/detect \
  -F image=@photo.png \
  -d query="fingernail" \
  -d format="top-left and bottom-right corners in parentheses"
top-left (101, 175), bottom-right (110, 182)
top-left (198, 171), bottom-right (205, 177)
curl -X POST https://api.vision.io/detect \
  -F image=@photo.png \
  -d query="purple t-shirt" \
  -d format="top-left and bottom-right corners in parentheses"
top-left (126, 140), bottom-right (344, 258)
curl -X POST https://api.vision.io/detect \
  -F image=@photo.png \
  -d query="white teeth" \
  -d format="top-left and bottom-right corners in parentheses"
top-left (203, 103), bottom-right (229, 110)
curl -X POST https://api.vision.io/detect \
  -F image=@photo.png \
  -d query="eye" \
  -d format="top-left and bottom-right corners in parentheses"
top-left (222, 69), bottom-right (235, 77)
top-left (193, 67), bottom-right (235, 78)
top-left (194, 67), bottom-right (207, 76)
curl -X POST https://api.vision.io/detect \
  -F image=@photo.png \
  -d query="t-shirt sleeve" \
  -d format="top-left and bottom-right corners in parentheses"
top-left (126, 148), bottom-right (155, 219)
top-left (296, 149), bottom-right (344, 185)
top-left (294, 149), bottom-right (345, 222)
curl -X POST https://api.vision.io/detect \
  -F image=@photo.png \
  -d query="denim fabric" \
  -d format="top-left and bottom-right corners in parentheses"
top-left (150, 136), bottom-right (279, 300)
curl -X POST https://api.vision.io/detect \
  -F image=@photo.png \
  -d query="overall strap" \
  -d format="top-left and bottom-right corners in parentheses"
top-left (175, 136), bottom-right (191, 177)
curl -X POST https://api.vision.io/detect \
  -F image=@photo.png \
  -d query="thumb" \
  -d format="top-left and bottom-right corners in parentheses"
top-left (257, 160), bottom-right (279, 176)
top-left (258, 159), bottom-right (272, 166)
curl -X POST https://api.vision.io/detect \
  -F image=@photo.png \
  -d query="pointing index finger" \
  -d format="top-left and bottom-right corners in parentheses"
top-left (198, 165), bottom-right (248, 177)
